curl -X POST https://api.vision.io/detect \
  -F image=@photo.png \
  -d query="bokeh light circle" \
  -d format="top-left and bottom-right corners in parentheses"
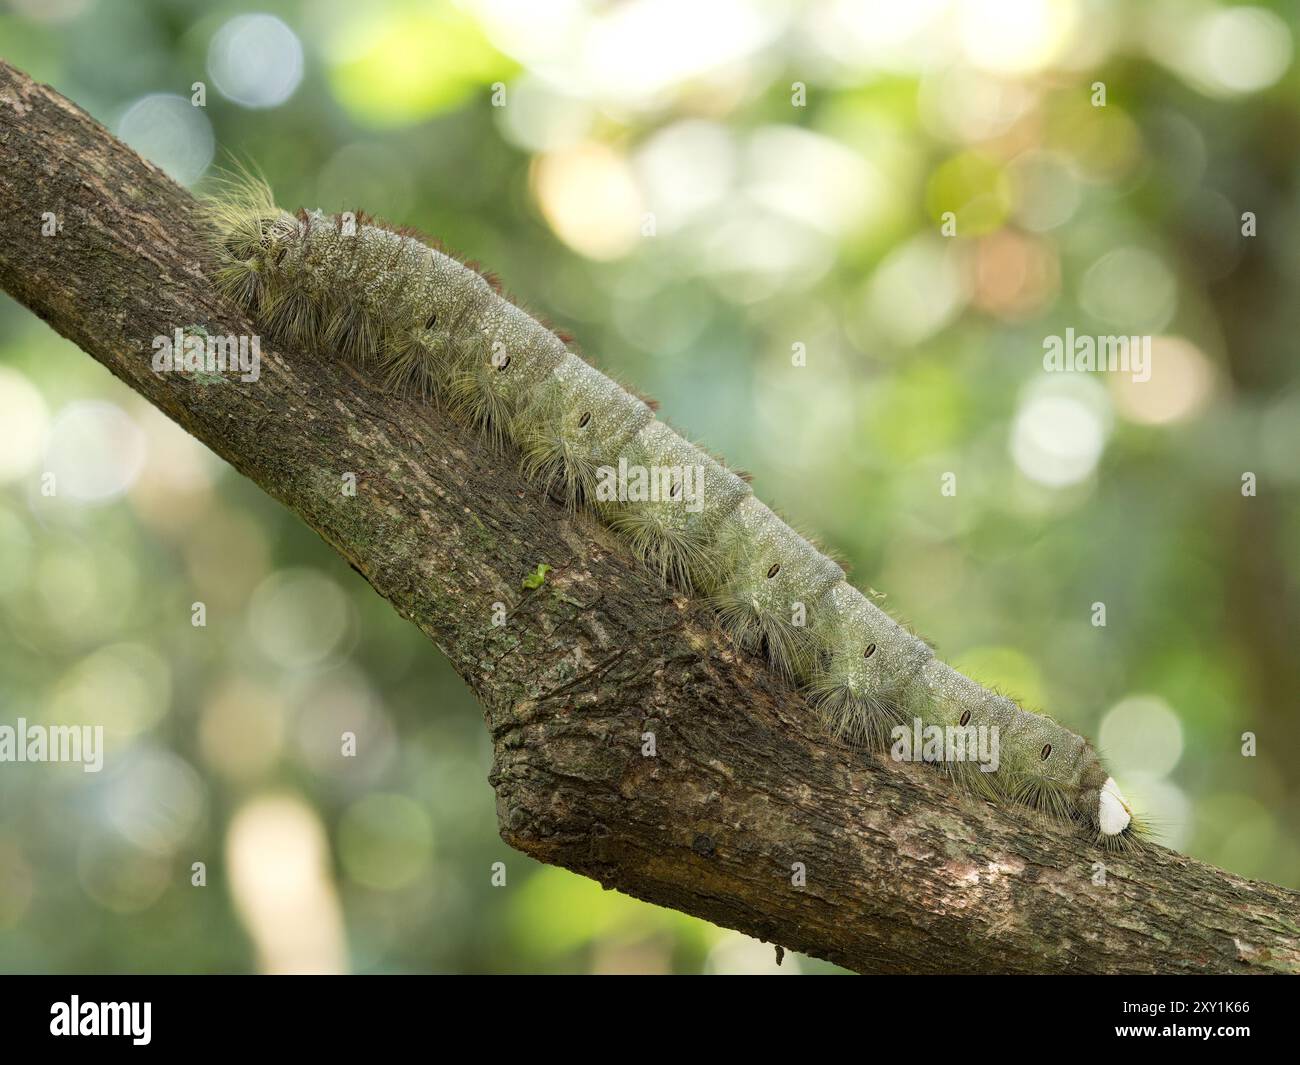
top-left (117, 94), bottom-right (214, 186)
top-left (248, 569), bottom-right (352, 670)
top-left (44, 400), bottom-right (146, 504)
top-left (208, 14), bottom-right (304, 109)
top-left (0, 367), bottom-right (48, 484)
top-left (1198, 6), bottom-right (1292, 94)
top-left (1011, 379), bottom-right (1111, 487)
top-left (1100, 695), bottom-right (1185, 778)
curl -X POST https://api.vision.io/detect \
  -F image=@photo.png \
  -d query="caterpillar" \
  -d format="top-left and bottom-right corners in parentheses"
top-left (201, 175), bottom-right (1140, 851)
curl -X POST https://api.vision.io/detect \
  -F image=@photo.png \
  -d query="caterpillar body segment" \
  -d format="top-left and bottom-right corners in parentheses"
top-left (707, 497), bottom-right (845, 677)
top-left (517, 354), bottom-right (656, 508)
top-left (909, 660), bottom-right (1035, 793)
top-left (482, 301), bottom-right (571, 394)
top-left (912, 659), bottom-right (1019, 735)
top-left (294, 216), bottom-right (493, 391)
top-left (990, 709), bottom-right (1090, 825)
top-left (202, 177), bottom-right (1141, 849)
top-left (806, 583), bottom-right (934, 748)
top-left (600, 420), bottom-right (753, 589)
top-left (447, 300), bottom-right (569, 445)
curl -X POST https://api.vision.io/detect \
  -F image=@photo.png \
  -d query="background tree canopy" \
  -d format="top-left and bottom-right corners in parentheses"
top-left (0, 0), bottom-right (1296, 974)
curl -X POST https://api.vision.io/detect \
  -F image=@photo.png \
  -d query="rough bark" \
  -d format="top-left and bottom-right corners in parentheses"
top-left (1, 60), bottom-right (1296, 975)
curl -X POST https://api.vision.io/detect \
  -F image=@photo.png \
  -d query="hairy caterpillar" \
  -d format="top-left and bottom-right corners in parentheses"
top-left (201, 175), bottom-right (1140, 850)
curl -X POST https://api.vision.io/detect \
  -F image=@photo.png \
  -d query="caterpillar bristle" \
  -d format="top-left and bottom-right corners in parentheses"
top-left (1009, 774), bottom-right (1077, 825)
top-left (199, 168), bottom-right (284, 312)
top-left (199, 178), bottom-right (1146, 851)
top-left (1097, 802), bottom-right (1162, 853)
top-left (516, 356), bottom-right (654, 510)
top-left (604, 505), bottom-right (719, 591)
top-left (517, 395), bottom-right (605, 509)
top-left (806, 678), bottom-right (907, 750)
top-left (1097, 823), bottom-right (1146, 854)
top-left (210, 256), bottom-right (265, 309)
top-left (592, 420), bottom-right (751, 593)
top-left (376, 331), bottom-right (432, 396)
top-left (711, 587), bottom-right (818, 678)
top-left (266, 285), bottom-right (326, 353)
top-left (389, 222), bottom-right (433, 246)
top-left (447, 358), bottom-right (517, 450)
top-left (953, 759), bottom-right (1003, 801)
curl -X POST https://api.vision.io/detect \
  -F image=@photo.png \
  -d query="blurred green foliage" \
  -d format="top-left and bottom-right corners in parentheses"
top-left (1, 0), bottom-right (1297, 974)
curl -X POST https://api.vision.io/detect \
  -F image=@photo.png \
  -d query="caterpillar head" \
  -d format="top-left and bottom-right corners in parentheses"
top-left (201, 174), bottom-right (295, 310)
top-left (518, 355), bottom-right (654, 508)
top-left (201, 172), bottom-right (282, 260)
top-left (807, 583), bottom-right (933, 747)
top-left (710, 497), bottom-right (844, 677)
top-left (215, 207), bottom-right (339, 352)
top-left (601, 421), bottom-right (752, 590)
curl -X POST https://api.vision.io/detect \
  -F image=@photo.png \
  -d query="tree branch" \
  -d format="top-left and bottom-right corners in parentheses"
top-left (2, 60), bottom-right (1296, 975)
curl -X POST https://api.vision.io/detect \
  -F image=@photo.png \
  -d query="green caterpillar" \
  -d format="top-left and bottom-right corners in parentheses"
top-left (202, 176), bottom-right (1140, 850)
